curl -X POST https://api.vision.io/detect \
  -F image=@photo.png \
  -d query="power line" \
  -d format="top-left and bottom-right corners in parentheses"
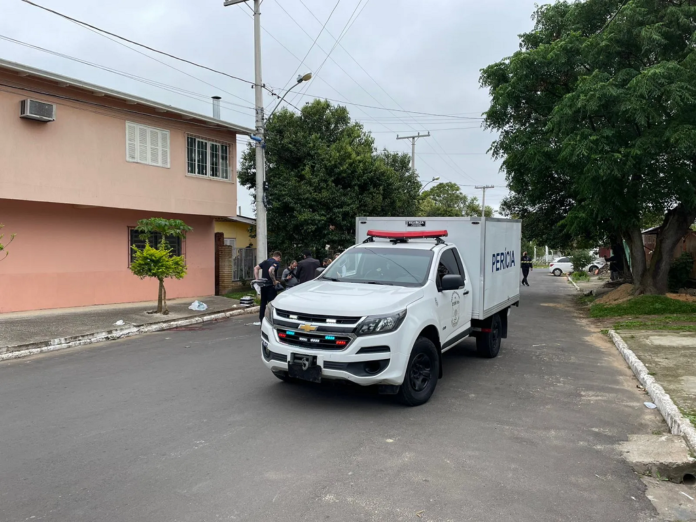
top-left (0, 34), bottom-right (256, 115)
top-left (291, 0), bottom-right (367, 105)
top-left (278, 0), bottom-right (343, 96)
top-left (370, 127), bottom-right (482, 133)
top-left (21, 0), bottom-right (258, 88)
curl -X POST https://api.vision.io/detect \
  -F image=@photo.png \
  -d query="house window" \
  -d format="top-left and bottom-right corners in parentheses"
top-left (126, 122), bottom-right (170, 168)
top-left (187, 135), bottom-right (231, 180)
top-left (129, 229), bottom-right (182, 263)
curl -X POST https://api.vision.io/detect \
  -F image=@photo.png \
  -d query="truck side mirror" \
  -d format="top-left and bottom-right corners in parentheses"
top-left (441, 274), bottom-right (464, 291)
top-left (315, 267), bottom-right (326, 276)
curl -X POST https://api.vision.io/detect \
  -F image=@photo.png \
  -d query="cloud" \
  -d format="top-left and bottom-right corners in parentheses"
top-left (1, 0), bottom-right (540, 214)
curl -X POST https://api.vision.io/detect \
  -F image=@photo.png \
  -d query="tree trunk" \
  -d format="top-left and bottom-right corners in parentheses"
top-left (634, 205), bottom-right (696, 295)
top-left (162, 282), bottom-right (169, 315)
top-left (157, 278), bottom-right (164, 314)
top-left (624, 227), bottom-right (647, 289)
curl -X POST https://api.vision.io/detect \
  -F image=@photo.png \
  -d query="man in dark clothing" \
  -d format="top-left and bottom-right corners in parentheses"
top-left (254, 251), bottom-right (281, 324)
top-left (521, 251), bottom-right (533, 287)
top-left (295, 249), bottom-right (321, 284)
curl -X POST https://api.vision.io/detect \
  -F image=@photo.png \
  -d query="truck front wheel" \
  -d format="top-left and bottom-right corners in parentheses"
top-left (397, 337), bottom-right (439, 406)
top-left (476, 314), bottom-right (502, 358)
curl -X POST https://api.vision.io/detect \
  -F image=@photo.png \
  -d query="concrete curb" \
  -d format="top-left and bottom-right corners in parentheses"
top-left (609, 330), bottom-right (696, 453)
top-left (567, 274), bottom-right (581, 291)
top-left (0, 306), bottom-right (260, 362)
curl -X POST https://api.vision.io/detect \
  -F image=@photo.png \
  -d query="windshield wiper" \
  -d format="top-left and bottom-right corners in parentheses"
top-left (322, 277), bottom-right (341, 282)
top-left (364, 281), bottom-right (394, 286)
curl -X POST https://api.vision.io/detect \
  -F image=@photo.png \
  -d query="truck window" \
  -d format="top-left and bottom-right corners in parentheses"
top-left (437, 248), bottom-right (462, 290)
top-left (321, 248), bottom-right (434, 287)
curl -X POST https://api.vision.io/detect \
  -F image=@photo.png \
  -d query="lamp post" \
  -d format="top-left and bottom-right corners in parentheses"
top-left (419, 176), bottom-right (440, 194)
top-left (268, 73), bottom-right (312, 120)
top-left (224, 0), bottom-right (267, 263)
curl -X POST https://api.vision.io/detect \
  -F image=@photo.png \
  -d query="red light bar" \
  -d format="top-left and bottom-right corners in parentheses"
top-left (367, 230), bottom-right (448, 240)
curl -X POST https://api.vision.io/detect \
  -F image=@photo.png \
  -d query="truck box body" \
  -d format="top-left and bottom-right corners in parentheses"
top-left (356, 217), bottom-right (521, 320)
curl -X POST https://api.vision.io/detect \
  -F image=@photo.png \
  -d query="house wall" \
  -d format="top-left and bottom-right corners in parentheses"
top-left (0, 199), bottom-right (214, 313)
top-left (0, 71), bottom-right (238, 217)
top-left (215, 221), bottom-right (256, 249)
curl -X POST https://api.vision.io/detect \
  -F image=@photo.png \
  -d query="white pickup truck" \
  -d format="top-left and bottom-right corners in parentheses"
top-left (260, 217), bottom-right (521, 406)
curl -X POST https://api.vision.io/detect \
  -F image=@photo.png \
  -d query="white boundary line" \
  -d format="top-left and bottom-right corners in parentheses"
top-left (0, 307), bottom-right (260, 362)
top-left (609, 329), bottom-right (696, 453)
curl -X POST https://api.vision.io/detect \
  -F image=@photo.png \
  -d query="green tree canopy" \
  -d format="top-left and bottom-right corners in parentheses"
top-left (418, 182), bottom-right (494, 217)
top-left (481, 0), bottom-right (696, 294)
top-left (238, 100), bottom-right (421, 258)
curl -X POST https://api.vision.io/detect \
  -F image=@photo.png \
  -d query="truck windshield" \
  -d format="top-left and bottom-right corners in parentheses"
top-left (321, 248), bottom-right (433, 287)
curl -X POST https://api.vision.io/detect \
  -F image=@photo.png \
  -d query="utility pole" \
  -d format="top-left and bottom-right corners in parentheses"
top-left (225, 0), bottom-right (266, 263)
top-left (475, 185), bottom-right (494, 218)
top-left (396, 132), bottom-right (430, 173)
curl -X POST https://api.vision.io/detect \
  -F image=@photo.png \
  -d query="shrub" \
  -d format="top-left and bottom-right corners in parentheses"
top-left (668, 252), bottom-right (694, 292)
top-left (570, 250), bottom-right (593, 273)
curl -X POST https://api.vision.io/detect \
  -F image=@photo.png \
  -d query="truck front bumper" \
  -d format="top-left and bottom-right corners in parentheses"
top-left (260, 319), bottom-right (409, 386)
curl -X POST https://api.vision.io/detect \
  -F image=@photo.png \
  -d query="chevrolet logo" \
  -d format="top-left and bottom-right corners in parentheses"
top-left (298, 324), bottom-right (318, 332)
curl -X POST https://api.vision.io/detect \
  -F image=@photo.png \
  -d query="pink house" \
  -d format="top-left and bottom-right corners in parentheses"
top-left (0, 59), bottom-right (253, 313)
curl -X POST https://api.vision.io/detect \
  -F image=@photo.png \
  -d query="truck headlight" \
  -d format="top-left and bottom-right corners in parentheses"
top-left (265, 302), bottom-right (275, 326)
top-left (356, 310), bottom-right (407, 336)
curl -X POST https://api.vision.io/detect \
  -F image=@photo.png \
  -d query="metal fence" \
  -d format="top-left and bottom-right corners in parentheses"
top-left (233, 247), bottom-right (256, 282)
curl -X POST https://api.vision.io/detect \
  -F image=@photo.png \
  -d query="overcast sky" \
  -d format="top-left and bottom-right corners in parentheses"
top-left (1, 0), bottom-right (541, 216)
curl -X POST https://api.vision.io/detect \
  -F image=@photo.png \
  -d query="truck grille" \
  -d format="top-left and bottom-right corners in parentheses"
top-left (275, 309), bottom-right (362, 325)
top-left (276, 329), bottom-right (352, 350)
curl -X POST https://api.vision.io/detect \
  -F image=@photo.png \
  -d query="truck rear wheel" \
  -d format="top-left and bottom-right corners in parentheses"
top-left (397, 337), bottom-right (439, 406)
top-left (476, 314), bottom-right (502, 359)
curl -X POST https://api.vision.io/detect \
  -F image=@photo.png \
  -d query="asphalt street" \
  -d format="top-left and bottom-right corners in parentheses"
top-left (0, 274), bottom-right (664, 521)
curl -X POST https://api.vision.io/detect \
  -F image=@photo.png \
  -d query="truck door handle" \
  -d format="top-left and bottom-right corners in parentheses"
top-left (462, 290), bottom-right (470, 295)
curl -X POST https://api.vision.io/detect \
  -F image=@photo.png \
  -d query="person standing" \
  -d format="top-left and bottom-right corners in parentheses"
top-left (282, 260), bottom-right (299, 288)
top-left (296, 249), bottom-right (322, 284)
top-left (323, 258), bottom-right (332, 268)
top-left (521, 251), bottom-right (533, 287)
top-left (254, 251), bottom-right (282, 324)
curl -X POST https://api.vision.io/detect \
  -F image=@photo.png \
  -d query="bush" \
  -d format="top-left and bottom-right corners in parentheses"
top-left (572, 271), bottom-right (590, 282)
top-left (668, 252), bottom-right (694, 292)
top-left (570, 250), bottom-right (593, 273)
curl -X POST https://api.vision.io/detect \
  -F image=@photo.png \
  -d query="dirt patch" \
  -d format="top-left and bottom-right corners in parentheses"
top-left (596, 284), bottom-right (635, 305)
top-left (667, 293), bottom-right (696, 303)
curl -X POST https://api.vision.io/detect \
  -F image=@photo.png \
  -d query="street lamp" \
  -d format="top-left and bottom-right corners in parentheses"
top-left (419, 176), bottom-right (440, 193)
top-left (268, 73), bottom-right (312, 120)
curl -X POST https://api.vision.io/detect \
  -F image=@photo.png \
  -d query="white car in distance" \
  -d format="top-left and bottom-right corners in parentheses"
top-left (548, 257), bottom-right (606, 276)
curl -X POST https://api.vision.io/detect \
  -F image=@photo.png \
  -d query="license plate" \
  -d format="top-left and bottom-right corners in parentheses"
top-left (288, 353), bottom-right (321, 383)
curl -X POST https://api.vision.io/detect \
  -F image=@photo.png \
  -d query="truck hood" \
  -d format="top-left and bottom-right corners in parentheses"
top-left (273, 281), bottom-right (424, 317)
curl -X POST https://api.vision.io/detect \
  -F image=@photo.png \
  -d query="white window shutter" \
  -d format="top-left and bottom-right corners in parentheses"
top-left (138, 125), bottom-right (148, 164)
top-left (149, 129), bottom-right (160, 166)
top-left (160, 131), bottom-right (170, 168)
top-left (126, 123), bottom-right (137, 162)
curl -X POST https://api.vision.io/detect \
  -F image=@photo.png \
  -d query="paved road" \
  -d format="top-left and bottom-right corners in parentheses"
top-left (0, 275), bottom-right (662, 521)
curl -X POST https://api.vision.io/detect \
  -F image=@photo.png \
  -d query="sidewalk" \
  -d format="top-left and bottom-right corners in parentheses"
top-left (618, 331), bottom-right (696, 421)
top-left (0, 295), bottom-right (255, 351)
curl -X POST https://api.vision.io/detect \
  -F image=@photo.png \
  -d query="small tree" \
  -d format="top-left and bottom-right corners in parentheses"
top-left (129, 218), bottom-right (192, 314)
top-left (0, 224), bottom-right (16, 261)
top-left (570, 250), bottom-right (593, 274)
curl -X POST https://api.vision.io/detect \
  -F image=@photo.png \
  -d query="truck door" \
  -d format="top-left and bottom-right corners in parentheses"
top-left (436, 248), bottom-right (472, 347)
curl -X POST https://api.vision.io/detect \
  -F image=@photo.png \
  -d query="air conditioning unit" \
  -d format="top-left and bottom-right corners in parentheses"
top-left (20, 99), bottom-right (55, 122)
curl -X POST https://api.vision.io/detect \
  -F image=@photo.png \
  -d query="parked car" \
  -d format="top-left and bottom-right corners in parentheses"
top-left (586, 258), bottom-right (606, 273)
top-left (549, 257), bottom-right (606, 276)
top-left (549, 257), bottom-right (572, 276)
